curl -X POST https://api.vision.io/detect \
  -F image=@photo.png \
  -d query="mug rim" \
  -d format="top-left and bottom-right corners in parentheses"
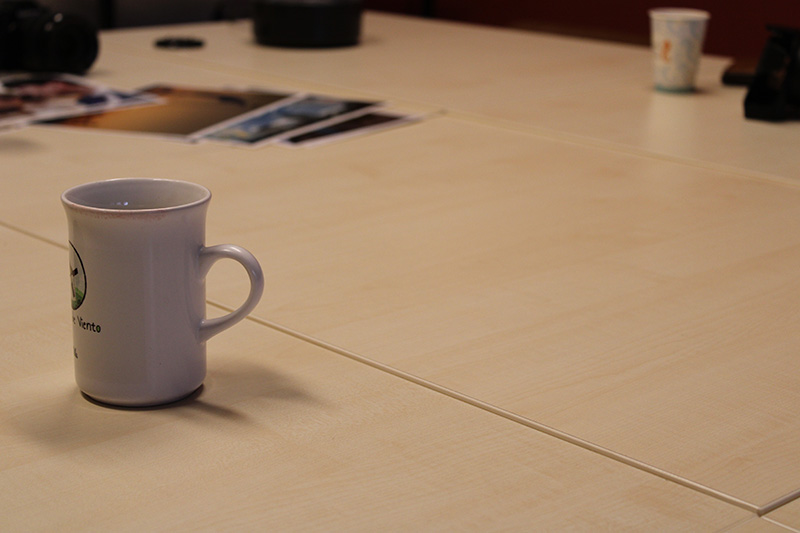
top-left (62, 178), bottom-right (211, 215)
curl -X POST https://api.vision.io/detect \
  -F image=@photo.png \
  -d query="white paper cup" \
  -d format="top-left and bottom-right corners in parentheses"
top-left (649, 8), bottom-right (710, 92)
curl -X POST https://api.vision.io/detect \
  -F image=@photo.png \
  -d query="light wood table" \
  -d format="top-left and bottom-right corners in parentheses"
top-left (2, 11), bottom-right (800, 531)
top-left (3, 228), bottom-right (753, 530)
top-left (99, 14), bottom-right (800, 182)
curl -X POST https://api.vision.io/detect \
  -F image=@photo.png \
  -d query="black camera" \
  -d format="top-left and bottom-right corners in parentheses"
top-left (745, 26), bottom-right (800, 121)
top-left (0, 0), bottom-right (99, 74)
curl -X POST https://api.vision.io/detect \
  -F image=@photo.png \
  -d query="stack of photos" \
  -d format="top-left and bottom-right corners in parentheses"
top-left (0, 73), bottom-right (158, 130)
top-left (21, 79), bottom-right (419, 147)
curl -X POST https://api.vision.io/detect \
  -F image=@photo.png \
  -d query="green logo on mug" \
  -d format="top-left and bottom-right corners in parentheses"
top-left (69, 242), bottom-right (86, 310)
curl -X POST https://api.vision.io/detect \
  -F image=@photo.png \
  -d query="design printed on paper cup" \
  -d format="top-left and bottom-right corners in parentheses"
top-left (69, 242), bottom-right (86, 310)
top-left (660, 40), bottom-right (672, 62)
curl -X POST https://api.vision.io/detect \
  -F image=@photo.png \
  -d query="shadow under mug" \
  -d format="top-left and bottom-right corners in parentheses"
top-left (62, 178), bottom-right (264, 407)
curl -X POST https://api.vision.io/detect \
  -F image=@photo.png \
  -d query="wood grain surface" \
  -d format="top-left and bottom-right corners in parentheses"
top-left (0, 228), bottom-right (752, 530)
top-left (2, 11), bottom-right (800, 528)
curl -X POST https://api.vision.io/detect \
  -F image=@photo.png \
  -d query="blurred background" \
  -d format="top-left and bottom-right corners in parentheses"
top-left (39, 0), bottom-right (800, 60)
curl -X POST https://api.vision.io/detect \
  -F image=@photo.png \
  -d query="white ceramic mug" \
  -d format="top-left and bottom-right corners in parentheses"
top-left (62, 178), bottom-right (264, 407)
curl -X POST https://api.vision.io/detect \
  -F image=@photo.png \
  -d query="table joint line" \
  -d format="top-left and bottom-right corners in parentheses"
top-left (209, 300), bottom-right (761, 515)
top-left (758, 487), bottom-right (800, 517)
top-left (0, 220), bottom-right (67, 250)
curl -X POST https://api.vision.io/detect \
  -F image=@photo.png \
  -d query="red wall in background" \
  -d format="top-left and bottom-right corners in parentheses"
top-left (365, 0), bottom-right (800, 59)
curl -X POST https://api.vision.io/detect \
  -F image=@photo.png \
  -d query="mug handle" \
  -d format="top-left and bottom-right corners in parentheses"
top-left (198, 244), bottom-right (264, 343)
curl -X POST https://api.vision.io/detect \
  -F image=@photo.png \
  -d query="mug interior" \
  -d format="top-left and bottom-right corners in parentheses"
top-left (63, 178), bottom-right (210, 211)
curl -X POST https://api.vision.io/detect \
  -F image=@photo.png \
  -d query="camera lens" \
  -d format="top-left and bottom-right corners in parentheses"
top-left (18, 11), bottom-right (99, 74)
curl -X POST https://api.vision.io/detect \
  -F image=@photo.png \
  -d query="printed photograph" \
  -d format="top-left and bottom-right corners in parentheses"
top-left (48, 85), bottom-right (292, 138)
top-left (203, 95), bottom-right (379, 146)
top-left (283, 111), bottom-right (416, 147)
